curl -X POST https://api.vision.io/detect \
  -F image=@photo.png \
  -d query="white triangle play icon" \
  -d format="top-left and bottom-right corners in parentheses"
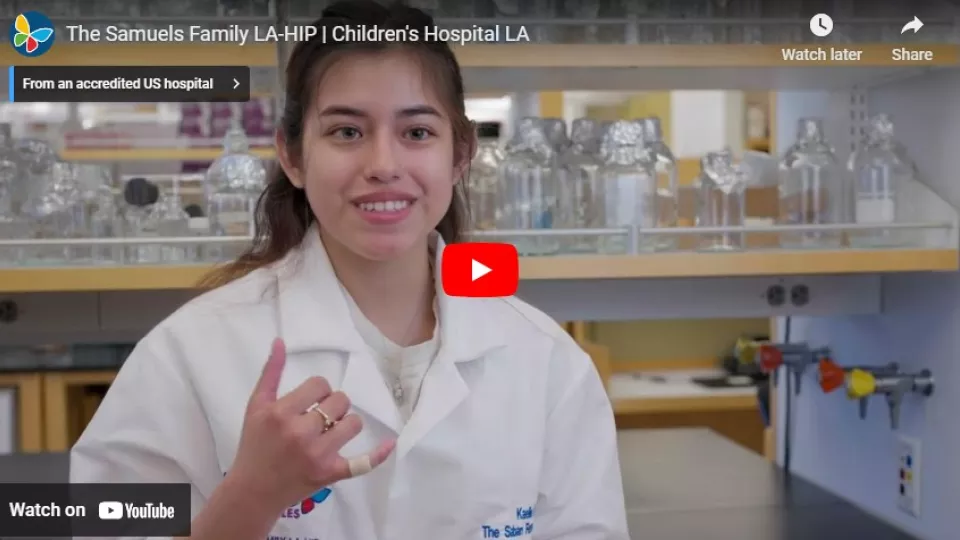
top-left (471, 259), bottom-right (492, 281)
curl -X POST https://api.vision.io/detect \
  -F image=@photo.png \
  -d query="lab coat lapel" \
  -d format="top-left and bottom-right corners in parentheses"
top-left (396, 236), bottom-right (508, 457)
top-left (275, 227), bottom-right (401, 434)
top-left (340, 350), bottom-right (402, 434)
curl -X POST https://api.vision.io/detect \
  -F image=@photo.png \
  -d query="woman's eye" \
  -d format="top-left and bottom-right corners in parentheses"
top-left (333, 127), bottom-right (361, 140)
top-left (407, 127), bottom-right (432, 141)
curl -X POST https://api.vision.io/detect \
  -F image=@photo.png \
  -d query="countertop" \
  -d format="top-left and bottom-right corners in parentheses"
top-left (619, 428), bottom-right (914, 539)
top-left (610, 369), bottom-right (762, 414)
top-left (0, 428), bottom-right (914, 539)
top-left (609, 369), bottom-right (758, 400)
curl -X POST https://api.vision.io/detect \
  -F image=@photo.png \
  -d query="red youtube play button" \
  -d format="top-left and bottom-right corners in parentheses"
top-left (441, 243), bottom-right (519, 298)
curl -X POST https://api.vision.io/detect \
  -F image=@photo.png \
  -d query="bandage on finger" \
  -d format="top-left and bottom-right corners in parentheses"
top-left (339, 439), bottom-right (395, 480)
top-left (347, 455), bottom-right (373, 477)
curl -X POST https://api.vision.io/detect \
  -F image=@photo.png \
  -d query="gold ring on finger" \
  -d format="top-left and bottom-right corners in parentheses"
top-left (306, 402), bottom-right (337, 432)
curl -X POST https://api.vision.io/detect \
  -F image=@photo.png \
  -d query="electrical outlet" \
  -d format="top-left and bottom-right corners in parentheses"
top-left (897, 435), bottom-right (922, 517)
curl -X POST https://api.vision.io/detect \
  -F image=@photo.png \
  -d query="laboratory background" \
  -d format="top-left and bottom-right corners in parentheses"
top-left (0, 0), bottom-right (959, 538)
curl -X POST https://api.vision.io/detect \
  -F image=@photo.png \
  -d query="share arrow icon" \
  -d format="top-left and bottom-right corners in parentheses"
top-left (901, 16), bottom-right (923, 34)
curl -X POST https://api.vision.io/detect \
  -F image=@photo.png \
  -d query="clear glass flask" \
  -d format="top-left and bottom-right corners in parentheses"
top-left (541, 118), bottom-right (570, 155)
top-left (778, 118), bottom-right (847, 248)
top-left (152, 180), bottom-right (191, 263)
top-left (638, 117), bottom-right (680, 251)
top-left (556, 119), bottom-right (604, 253)
top-left (121, 178), bottom-right (162, 264)
top-left (848, 114), bottom-right (919, 247)
top-left (205, 123), bottom-right (268, 261)
top-left (469, 139), bottom-right (504, 232)
top-left (497, 119), bottom-right (558, 255)
top-left (20, 162), bottom-right (85, 265)
top-left (0, 125), bottom-right (25, 264)
top-left (598, 120), bottom-right (657, 253)
top-left (87, 186), bottom-right (124, 265)
top-left (695, 150), bottom-right (746, 251)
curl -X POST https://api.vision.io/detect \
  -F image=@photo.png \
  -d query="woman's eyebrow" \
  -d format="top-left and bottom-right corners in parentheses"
top-left (316, 104), bottom-right (443, 119)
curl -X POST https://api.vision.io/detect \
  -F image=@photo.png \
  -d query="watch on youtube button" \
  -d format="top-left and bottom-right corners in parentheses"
top-left (441, 243), bottom-right (519, 298)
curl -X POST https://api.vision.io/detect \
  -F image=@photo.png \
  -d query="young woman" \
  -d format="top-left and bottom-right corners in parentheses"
top-left (70, 2), bottom-right (629, 538)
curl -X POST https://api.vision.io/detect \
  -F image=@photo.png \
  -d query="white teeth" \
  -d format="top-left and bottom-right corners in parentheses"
top-left (358, 200), bottom-right (410, 212)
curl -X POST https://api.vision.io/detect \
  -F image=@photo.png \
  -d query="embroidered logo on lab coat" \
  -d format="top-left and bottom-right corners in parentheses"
top-left (222, 472), bottom-right (331, 520)
top-left (281, 488), bottom-right (332, 519)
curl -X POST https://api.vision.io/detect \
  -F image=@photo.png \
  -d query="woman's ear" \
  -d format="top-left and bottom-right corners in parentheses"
top-left (275, 130), bottom-right (304, 189)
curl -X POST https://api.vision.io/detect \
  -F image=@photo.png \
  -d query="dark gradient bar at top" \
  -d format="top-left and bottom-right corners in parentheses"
top-left (10, 66), bottom-right (250, 103)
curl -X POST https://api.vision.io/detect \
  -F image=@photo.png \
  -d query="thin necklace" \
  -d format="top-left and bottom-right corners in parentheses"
top-left (341, 258), bottom-right (435, 406)
top-left (385, 285), bottom-right (432, 406)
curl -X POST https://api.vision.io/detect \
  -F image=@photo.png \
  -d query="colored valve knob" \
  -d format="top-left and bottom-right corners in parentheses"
top-left (757, 344), bottom-right (783, 372)
top-left (734, 337), bottom-right (761, 365)
top-left (846, 368), bottom-right (877, 399)
top-left (817, 358), bottom-right (846, 393)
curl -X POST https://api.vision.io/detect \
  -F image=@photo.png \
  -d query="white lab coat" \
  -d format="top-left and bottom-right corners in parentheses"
top-left (71, 228), bottom-right (630, 540)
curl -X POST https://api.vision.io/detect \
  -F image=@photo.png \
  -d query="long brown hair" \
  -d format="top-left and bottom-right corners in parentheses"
top-left (200, 0), bottom-right (474, 289)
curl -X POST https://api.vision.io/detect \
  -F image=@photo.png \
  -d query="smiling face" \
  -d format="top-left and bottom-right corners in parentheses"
top-left (277, 49), bottom-right (468, 262)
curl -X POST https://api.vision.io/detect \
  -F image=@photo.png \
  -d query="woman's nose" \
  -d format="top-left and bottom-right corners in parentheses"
top-left (364, 134), bottom-right (402, 183)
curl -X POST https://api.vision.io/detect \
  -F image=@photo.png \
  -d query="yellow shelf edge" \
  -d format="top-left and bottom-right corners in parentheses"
top-left (0, 265), bottom-right (213, 292)
top-left (0, 249), bottom-right (955, 293)
top-left (613, 394), bottom-right (758, 414)
top-left (519, 249), bottom-right (960, 279)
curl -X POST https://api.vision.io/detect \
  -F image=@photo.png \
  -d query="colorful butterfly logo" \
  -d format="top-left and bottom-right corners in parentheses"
top-left (12, 12), bottom-right (55, 56)
top-left (300, 488), bottom-right (332, 515)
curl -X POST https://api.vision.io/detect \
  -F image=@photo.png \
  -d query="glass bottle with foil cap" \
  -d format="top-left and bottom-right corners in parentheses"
top-left (694, 150), bottom-right (746, 251)
top-left (541, 118), bottom-right (570, 156)
top-left (20, 162), bottom-right (85, 265)
top-left (205, 123), bottom-right (268, 261)
top-left (14, 137), bottom-right (58, 213)
top-left (777, 118), bottom-right (847, 248)
top-left (638, 117), bottom-right (680, 251)
top-left (598, 120), bottom-right (657, 253)
top-left (847, 114), bottom-right (922, 247)
top-left (497, 119), bottom-right (558, 255)
top-left (0, 125), bottom-right (26, 264)
top-left (504, 117), bottom-right (541, 154)
top-left (469, 138), bottom-right (504, 232)
top-left (557, 118), bottom-right (604, 253)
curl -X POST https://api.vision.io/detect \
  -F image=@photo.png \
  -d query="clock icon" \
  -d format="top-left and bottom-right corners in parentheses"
top-left (810, 13), bottom-right (834, 37)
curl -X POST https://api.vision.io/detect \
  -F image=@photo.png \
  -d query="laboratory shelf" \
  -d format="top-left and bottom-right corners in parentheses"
top-left (0, 248), bottom-right (955, 293)
top-left (59, 147), bottom-right (276, 162)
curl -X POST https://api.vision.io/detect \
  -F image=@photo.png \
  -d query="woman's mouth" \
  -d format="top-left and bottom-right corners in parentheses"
top-left (355, 200), bottom-right (411, 213)
top-left (352, 198), bottom-right (415, 225)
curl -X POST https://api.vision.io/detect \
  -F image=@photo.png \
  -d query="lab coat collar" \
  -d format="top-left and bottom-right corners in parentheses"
top-left (274, 226), bottom-right (508, 438)
top-left (276, 225), bottom-right (508, 360)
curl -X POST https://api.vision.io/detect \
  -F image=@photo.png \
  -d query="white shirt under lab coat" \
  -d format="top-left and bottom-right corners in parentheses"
top-left (71, 228), bottom-right (630, 540)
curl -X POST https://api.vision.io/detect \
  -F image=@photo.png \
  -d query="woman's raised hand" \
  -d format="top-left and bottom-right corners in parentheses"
top-left (228, 338), bottom-right (396, 510)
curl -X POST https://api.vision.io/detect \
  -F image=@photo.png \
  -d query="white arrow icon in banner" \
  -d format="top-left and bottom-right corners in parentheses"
top-left (901, 16), bottom-right (923, 34)
top-left (471, 259), bottom-right (491, 281)
top-left (233, 78), bottom-right (240, 89)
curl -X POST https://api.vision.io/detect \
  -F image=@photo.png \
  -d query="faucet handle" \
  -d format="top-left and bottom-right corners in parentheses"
top-left (734, 337), bottom-right (762, 365)
top-left (758, 344), bottom-right (784, 372)
top-left (818, 358), bottom-right (845, 393)
top-left (846, 368), bottom-right (877, 399)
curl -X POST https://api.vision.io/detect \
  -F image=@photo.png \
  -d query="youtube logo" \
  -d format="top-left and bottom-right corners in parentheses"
top-left (441, 243), bottom-right (519, 298)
